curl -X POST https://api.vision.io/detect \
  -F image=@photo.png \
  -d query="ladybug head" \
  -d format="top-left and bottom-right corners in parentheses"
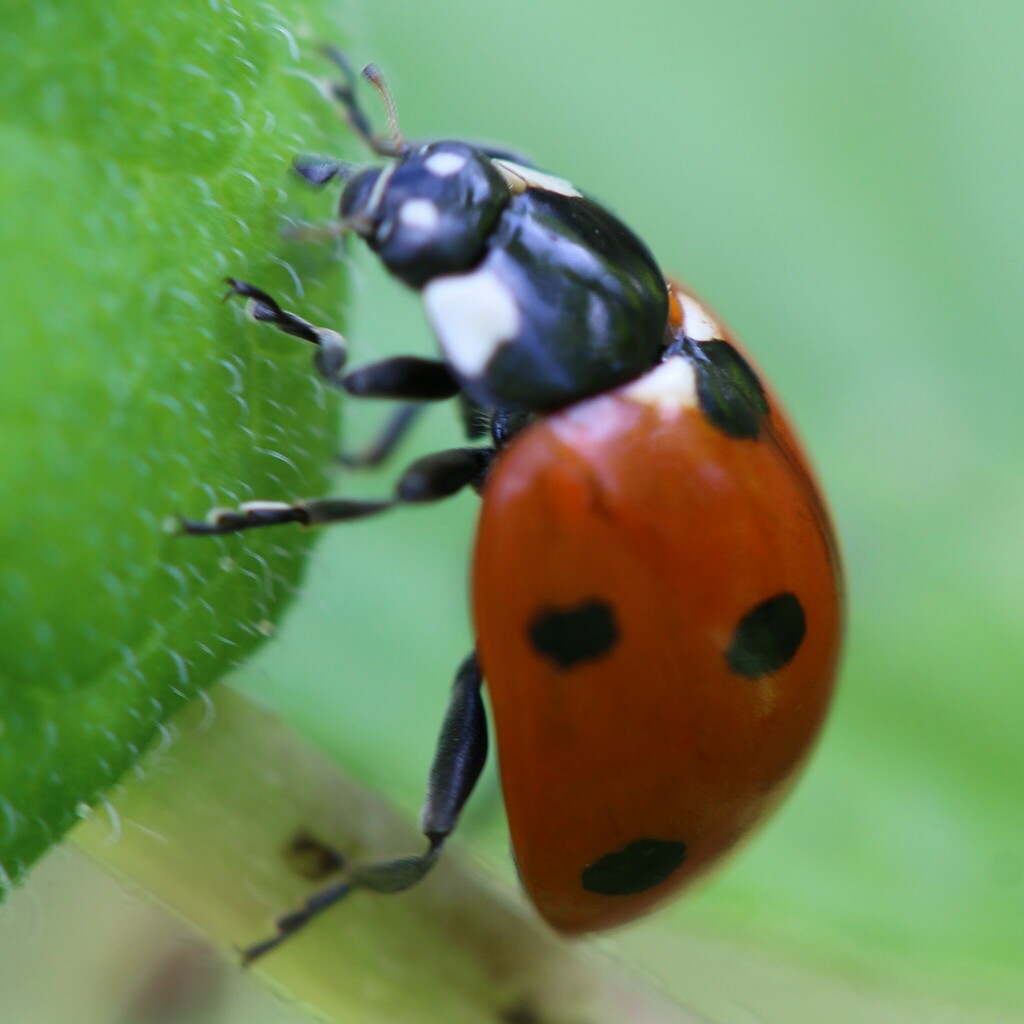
top-left (339, 142), bottom-right (510, 288)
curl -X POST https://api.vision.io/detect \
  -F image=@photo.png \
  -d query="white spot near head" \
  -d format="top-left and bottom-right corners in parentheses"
top-left (422, 269), bottom-right (521, 377)
top-left (623, 357), bottom-right (698, 414)
top-left (679, 293), bottom-right (723, 342)
top-left (424, 151), bottom-right (469, 177)
top-left (492, 158), bottom-right (582, 198)
top-left (398, 198), bottom-right (441, 231)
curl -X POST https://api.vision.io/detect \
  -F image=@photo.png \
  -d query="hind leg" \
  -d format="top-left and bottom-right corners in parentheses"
top-left (240, 654), bottom-right (487, 963)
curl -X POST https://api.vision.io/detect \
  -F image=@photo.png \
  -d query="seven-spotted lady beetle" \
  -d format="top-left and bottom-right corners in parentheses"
top-left (185, 51), bottom-right (843, 960)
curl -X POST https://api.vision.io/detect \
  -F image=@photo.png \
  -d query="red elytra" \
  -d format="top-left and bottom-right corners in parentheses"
top-left (473, 279), bottom-right (843, 933)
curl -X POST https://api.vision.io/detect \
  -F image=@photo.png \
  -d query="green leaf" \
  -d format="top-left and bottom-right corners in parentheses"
top-left (0, 1), bottom-right (350, 881)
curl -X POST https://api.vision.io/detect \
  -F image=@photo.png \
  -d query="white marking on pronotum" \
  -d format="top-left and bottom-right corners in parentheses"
top-left (623, 358), bottom-right (699, 414)
top-left (678, 292), bottom-right (723, 342)
top-left (424, 151), bottom-right (468, 177)
top-left (422, 269), bottom-right (521, 376)
top-left (492, 158), bottom-right (582, 198)
top-left (398, 198), bottom-right (441, 232)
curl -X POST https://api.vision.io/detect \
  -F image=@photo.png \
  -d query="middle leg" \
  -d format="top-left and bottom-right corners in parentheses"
top-left (180, 443), bottom-right (492, 536)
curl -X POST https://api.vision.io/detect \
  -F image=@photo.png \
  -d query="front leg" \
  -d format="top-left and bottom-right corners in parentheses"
top-left (226, 279), bottom-right (349, 386)
top-left (226, 280), bottom-right (462, 401)
top-left (225, 279), bottom-right (467, 471)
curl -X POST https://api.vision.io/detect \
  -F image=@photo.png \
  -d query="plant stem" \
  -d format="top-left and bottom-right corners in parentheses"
top-left (73, 685), bottom-right (706, 1024)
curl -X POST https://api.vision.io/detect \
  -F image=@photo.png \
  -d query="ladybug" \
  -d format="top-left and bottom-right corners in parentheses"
top-left (185, 51), bottom-right (843, 960)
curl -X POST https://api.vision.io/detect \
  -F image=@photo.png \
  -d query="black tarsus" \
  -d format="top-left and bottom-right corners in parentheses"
top-left (224, 278), bottom-right (348, 385)
top-left (292, 154), bottom-right (359, 187)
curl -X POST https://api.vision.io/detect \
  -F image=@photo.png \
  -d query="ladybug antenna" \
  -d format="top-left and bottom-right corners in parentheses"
top-left (362, 63), bottom-right (408, 156)
top-left (321, 47), bottom-right (409, 158)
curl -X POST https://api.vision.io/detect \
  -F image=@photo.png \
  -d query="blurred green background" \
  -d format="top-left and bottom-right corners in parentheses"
top-left (3, 0), bottom-right (1023, 1022)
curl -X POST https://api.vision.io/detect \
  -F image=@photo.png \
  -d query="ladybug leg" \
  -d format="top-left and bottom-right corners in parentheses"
top-left (394, 446), bottom-right (493, 500)
top-left (187, 282), bottom-right (494, 534)
top-left (225, 278), bottom-right (467, 468)
top-left (225, 280), bottom-right (461, 402)
top-left (240, 654), bottom-right (486, 964)
top-left (179, 497), bottom-right (392, 535)
top-left (224, 279), bottom-right (461, 465)
top-left (291, 154), bottom-right (357, 187)
top-left (336, 356), bottom-right (460, 467)
top-left (341, 354), bottom-right (460, 401)
top-left (338, 403), bottom-right (423, 469)
top-left (179, 446), bottom-right (493, 535)
top-left (224, 278), bottom-right (349, 386)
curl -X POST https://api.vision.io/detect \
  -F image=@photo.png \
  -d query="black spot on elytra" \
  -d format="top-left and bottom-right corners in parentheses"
top-left (581, 838), bottom-right (688, 896)
top-left (694, 340), bottom-right (769, 439)
top-left (726, 592), bottom-right (806, 678)
top-left (528, 599), bottom-right (619, 670)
